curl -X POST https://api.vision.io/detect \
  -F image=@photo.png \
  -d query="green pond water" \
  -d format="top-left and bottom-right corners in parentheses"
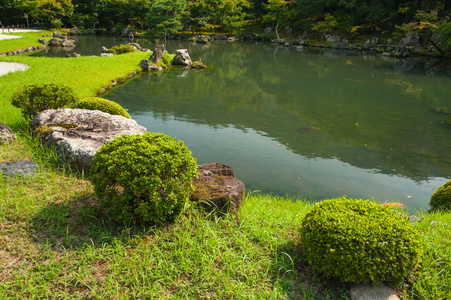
top-left (34, 36), bottom-right (451, 210)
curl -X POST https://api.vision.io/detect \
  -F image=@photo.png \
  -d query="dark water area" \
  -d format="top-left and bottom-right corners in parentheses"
top-left (33, 36), bottom-right (451, 211)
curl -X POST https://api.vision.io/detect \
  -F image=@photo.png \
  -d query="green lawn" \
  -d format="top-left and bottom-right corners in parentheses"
top-left (0, 31), bottom-right (52, 55)
top-left (0, 31), bottom-right (450, 300)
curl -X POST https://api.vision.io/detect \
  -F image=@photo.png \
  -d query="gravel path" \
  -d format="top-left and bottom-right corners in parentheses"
top-left (0, 62), bottom-right (30, 76)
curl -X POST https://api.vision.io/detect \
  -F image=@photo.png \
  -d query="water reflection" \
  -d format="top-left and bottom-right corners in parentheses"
top-left (34, 37), bottom-right (450, 210)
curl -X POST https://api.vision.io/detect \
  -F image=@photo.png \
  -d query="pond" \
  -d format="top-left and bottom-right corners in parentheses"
top-left (34, 36), bottom-right (451, 211)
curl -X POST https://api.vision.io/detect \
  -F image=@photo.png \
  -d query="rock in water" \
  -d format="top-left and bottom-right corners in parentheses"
top-left (0, 123), bottom-right (16, 145)
top-left (30, 109), bottom-right (146, 170)
top-left (191, 163), bottom-right (245, 213)
top-left (172, 49), bottom-right (192, 66)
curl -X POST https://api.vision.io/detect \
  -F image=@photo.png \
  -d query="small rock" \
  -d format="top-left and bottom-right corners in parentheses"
top-left (0, 123), bottom-right (16, 145)
top-left (70, 27), bottom-right (82, 35)
top-left (53, 31), bottom-right (62, 38)
top-left (191, 163), bottom-right (245, 213)
top-left (263, 27), bottom-right (273, 34)
top-left (192, 61), bottom-right (207, 69)
top-left (350, 284), bottom-right (399, 300)
top-left (101, 53), bottom-right (114, 57)
top-left (172, 49), bottom-right (192, 66)
top-left (1, 160), bottom-right (39, 179)
top-left (101, 46), bottom-right (109, 53)
top-left (140, 58), bottom-right (151, 71)
top-left (150, 64), bottom-right (163, 71)
top-left (38, 38), bottom-right (47, 45)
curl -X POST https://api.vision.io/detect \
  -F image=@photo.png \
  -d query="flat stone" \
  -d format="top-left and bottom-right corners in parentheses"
top-left (350, 284), bottom-right (399, 300)
top-left (30, 108), bottom-right (146, 170)
top-left (0, 123), bottom-right (16, 145)
top-left (0, 160), bottom-right (38, 178)
top-left (191, 163), bottom-right (245, 213)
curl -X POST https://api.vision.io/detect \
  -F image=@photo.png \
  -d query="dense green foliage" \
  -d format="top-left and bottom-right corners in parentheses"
top-left (71, 97), bottom-right (131, 118)
top-left (107, 44), bottom-right (137, 54)
top-left (89, 132), bottom-right (198, 225)
top-left (10, 84), bottom-right (78, 121)
top-left (300, 197), bottom-right (423, 286)
top-left (436, 21), bottom-right (451, 53)
top-left (429, 179), bottom-right (451, 212)
top-left (1, 0), bottom-right (450, 42)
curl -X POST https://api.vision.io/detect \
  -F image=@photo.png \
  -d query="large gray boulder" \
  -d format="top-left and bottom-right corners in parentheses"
top-left (191, 163), bottom-right (245, 213)
top-left (30, 109), bottom-right (146, 170)
top-left (0, 123), bottom-right (16, 145)
top-left (172, 49), bottom-right (192, 66)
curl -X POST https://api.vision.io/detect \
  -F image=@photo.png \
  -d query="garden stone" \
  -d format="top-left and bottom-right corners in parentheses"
top-left (128, 42), bottom-right (140, 50)
top-left (326, 35), bottom-right (341, 43)
top-left (264, 27), bottom-right (273, 34)
top-left (65, 52), bottom-right (80, 58)
top-left (191, 163), bottom-right (245, 213)
top-left (0, 123), bottom-right (16, 145)
top-left (30, 109), bottom-right (146, 170)
top-left (370, 37), bottom-right (379, 46)
top-left (215, 35), bottom-right (228, 40)
top-left (140, 58), bottom-right (151, 71)
top-left (405, 31), bottom-right (420, 47)
top-left (0, 160), bottom-right (38, 179)
top-left (172, 49), bottom-right (192, 66)
top-left (227, 36), bottom-right (238, 42)
top-left (431, 33), bottom-right (442, 51)
top-left (53, 31), bottom-right (62, 38)
top-left (101, 46), bottom-right (108, 53)
top-left (70, 27), bottom-right (82, 35)
top-left (350, 284), bottom-right (399, 300)
top-left (101, 53), bottom-right (114, 57)
top-left (38, 38), bottom-right (47, 45)
top-left (192, 61), bottom-right (207, 69)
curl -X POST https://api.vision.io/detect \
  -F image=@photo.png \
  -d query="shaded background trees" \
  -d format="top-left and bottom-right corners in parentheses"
top-left (0, 0), bottom-right (450, 47)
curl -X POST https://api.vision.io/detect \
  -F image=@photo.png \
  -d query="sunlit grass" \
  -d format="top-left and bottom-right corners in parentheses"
top-left (0, 31), bottom-right (450, 300)
top-left (0, 51), bottom-right (150, 128)
top-left (0, 31), bottom-right (52, 54)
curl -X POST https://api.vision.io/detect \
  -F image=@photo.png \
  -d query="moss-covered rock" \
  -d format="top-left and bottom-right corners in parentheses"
top-left (72, 97), bottom-right (130, 118)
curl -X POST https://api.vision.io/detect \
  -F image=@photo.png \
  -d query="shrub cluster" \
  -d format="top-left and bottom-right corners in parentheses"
top-left (11, 84), bottom-right (78, 120)
top-left (72, 97), bottom-right (131, 118)
top-left (300, 197), bottom-right (422, 286)
top-left (89, 132), bottom-right (198, 225)
top-left (107, 44), bottom-right (136, 54)
top-left (429, 180), bottom-right (451, 212)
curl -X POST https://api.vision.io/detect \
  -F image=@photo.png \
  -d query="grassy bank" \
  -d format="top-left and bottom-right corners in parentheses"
top-left (0, 31), bottom-right (52, 55)
top-left (0, 51), bottom-right (151, 128)
top-left (1, 34), bottom-right (450, 299)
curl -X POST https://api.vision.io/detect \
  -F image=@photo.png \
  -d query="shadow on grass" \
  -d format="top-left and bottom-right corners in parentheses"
top-left (271, 240), bottom-right (351, 300)
top-left (30, 193), bottom-right (155, 251)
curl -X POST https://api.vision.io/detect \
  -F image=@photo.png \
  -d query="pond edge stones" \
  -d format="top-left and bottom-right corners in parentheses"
top-left (191, 163), bottom-right (245, 213)
top-left (172, 49), bottom-right (192, 66)
top-left (30, 108), bottom-right (146, 170)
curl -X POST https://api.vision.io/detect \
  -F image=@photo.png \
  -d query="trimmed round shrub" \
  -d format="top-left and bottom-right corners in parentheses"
top-left (107, 44), bottom-right (136, 54)
top-left (429, 180), bottom-right (451, 212)
top-left (72, 97), bottom-right (131, 118)
top-left (300, 197), bottom-right (422, 286)
top-left (89, 132), bottom-right (198, 225)
top-left (11, 84), bottom-right (78, 120)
